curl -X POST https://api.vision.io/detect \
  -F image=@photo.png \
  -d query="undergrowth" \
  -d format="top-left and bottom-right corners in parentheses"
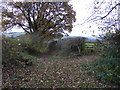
top-left (81, 46), bottom-right (120, 88)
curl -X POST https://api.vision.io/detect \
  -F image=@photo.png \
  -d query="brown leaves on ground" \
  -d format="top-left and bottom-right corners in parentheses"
top-left (2, 55), bottom-right (113, 88)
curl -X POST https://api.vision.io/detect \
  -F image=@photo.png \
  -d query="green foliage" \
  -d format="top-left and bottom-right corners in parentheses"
top-left (2, 37), bottom-right (22, 63)
top-left (81, 45), bottom-right (120, 86)
top-left (86, 31), bottom-right (120, 86)
top-left (19, 52), bottom-right (38, 60)
top-left (19, 52), bottom-right (44, 68)
top-left (47, 40), bottom-right (57, 51)
top-left (46, 55), bottom-right (74, 61)
top-left (82, 61), bottom-right (119, 86)
top-left (56, 37), bottom-right (85, 56)
top-left (46, 55), bottom-right (62, 61)
top-left (81, 33), bottom-right (120, 86)
top-left (18, 34), bottom-right (48, 56)
top-left (54, 37), bottom-right (100, 56)
top-left (2, 35), bottom-right (47, 67)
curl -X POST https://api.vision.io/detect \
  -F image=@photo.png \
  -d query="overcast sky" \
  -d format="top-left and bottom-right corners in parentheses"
top-left (68, 0), bottom-right (103, 37)
top-left (11, 0), bottom-right (106, 37)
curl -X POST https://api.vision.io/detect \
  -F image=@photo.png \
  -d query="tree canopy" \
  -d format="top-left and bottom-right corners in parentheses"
top-left (2, 2), bottom-right (76, 40)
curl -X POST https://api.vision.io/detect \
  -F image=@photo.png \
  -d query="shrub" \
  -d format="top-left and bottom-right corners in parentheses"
top-left (56, 37), bottom-right (85, 56)
top-left (98, 45), bottom-right (120, 85)
top-left (2, 37), bottom-right (22, 63)
top-left (18, 34), bottom-right (48, 56)
top-left (91, 58), bottom-right (119, 85)
top-left (2, 36), bottom-right (44, 67)
top-left (83, 39), bottom-right (120, 86)
top-left (47, 40), bottom-right (57, 51)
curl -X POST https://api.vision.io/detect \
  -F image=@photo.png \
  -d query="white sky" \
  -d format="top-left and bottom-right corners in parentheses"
top-left (68, 0), bottom-right (102, 36)
top-left (11, 0), bottom-right (104, 37)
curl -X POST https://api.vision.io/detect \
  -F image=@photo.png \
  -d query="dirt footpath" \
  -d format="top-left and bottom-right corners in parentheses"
top-left (3, 55), bottom-right (113, 88)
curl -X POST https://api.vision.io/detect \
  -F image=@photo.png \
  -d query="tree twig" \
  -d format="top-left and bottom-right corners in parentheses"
top-left (101, 3), bottom-right (120, 19)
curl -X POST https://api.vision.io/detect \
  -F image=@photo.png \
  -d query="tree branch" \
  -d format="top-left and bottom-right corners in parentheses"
top-left (15, 4), bottom-right (33, 33)
top-left (18, 23), bottom-right (31, 34)
top-left (101, 3), bottom-right (120, 19)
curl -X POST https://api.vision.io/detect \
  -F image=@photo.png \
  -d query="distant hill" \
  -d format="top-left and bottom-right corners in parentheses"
top-left (0, 32), bottom-right (26, 37)
top-left (0, 32), bottom-right (102, 42)
top-left (61, 36), bottom-right (102, 42)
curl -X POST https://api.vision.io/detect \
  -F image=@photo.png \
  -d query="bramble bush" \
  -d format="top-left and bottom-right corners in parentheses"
top-left (2, 37), bottom-right (22, 64)
top-left (82, 32), bottom-right (120, 86)
top-left (2, 34), bottom-right (48, 67)
top-left (18, 34), bottom-right (48, 56)
top-left (55, 37), bottom-right (85, 56)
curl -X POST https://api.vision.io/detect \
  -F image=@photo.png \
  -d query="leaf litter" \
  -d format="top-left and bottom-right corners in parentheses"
top-left (2, 55), bottom-right (114, 88)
